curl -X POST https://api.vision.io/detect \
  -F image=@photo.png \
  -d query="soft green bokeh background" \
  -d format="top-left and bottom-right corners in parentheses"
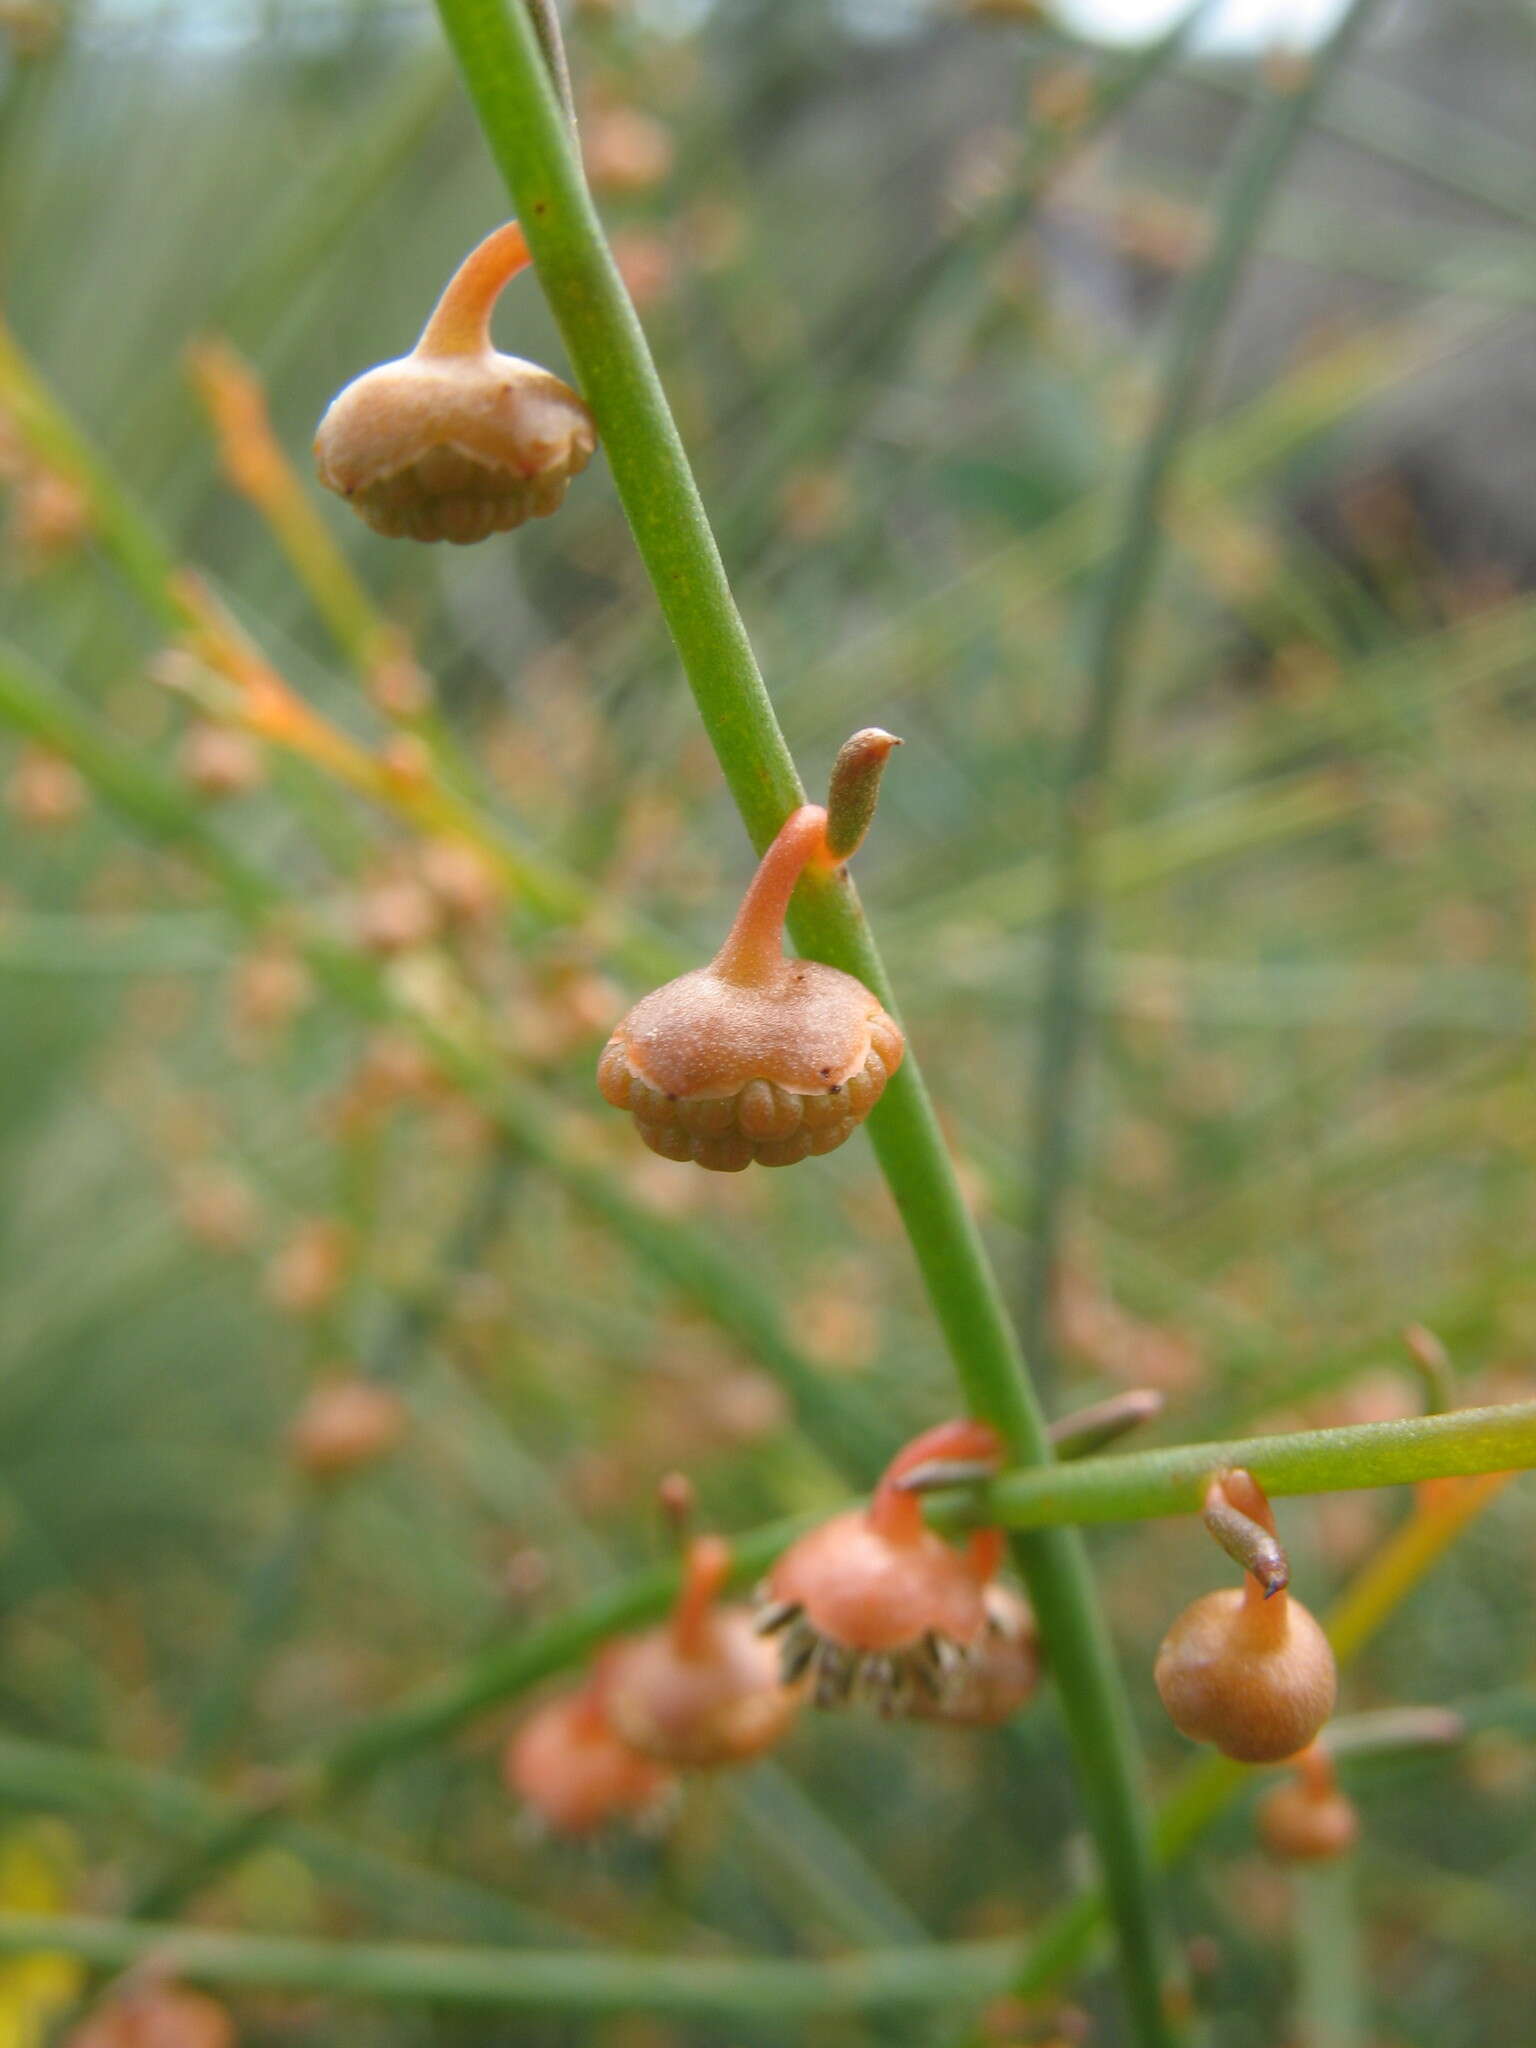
top-left (2, 0), bottom-right (1535, 2041)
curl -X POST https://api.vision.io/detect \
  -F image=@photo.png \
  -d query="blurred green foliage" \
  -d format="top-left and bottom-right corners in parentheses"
top-left (1, 0), bottom-right (1535, 2042)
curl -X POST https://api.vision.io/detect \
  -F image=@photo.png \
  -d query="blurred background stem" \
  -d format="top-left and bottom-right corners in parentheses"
top-left (1295, 1859), bottom-right (1367, 2048)
top-left (1019, 0), bottom-right (1388, 1397)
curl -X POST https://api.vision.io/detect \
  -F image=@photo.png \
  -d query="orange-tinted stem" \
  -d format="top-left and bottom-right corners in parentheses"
top-left (416, 221), bottom-right (532, 359)
top-left (568, 1671), bottom-right (613, 1738)
top-left (870, 1418), bottom-right (1004, 1543)
top-left (711, 804), bottom-right (830, 986)
top-left (671, 1534), bottom-right (732, 1657)
top-left (1219, 1467), bottom-right (1278, 1537)
top-left (1294, 1742), bottom-right (1337, 1800)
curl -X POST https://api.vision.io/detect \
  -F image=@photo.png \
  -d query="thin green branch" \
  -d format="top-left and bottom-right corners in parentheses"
top-left (0, 1914), bottom-right (1021, 2019)
top-left (1295, 1861), bottom-right (1368, 2048)
top-left (1019, 0), bottom-right (1388, 1396)
top-left (931, 1402), bottom-right (1536, 1534)
top-left (0, 1736), bottom-right (572, 1947)
top-left (430, 2), bottom-right (1176, 2036)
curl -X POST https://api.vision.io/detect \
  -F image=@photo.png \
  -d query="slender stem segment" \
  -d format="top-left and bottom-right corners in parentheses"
top-left (428, 3), bottom-right (1176, 2035)
top-left (926, 1402), bottom-right (1536, 1535)
top-left (672, 1538), bottom-right (731, 1657)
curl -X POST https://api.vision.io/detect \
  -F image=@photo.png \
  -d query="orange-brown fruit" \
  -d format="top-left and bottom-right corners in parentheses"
top-left (503, 1680), bottom-right (671, 1837)
top-left (598, 803), bottom-right (903, 1171)
top-left (288, 1377), bottom-right (407, 1480)
top-left (1256, 1746), bottom-right (1359, 1861)
top-left (65, 1982), bottom-right (235, 2048)
top-left (314, 221), bottom-right (596, 544)
top-left (1154, 1584), bottom-right (1337, 1764)
top-left (758, 1420), bottom-right (1005, 1713)
top-left (604, 1535), bottom-right (803, 1767)
top-left (909, 1583), bottom-right (1041, 1727)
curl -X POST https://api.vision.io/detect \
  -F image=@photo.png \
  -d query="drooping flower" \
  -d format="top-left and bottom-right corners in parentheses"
top-left (314, 222), bottom-right (595, 545)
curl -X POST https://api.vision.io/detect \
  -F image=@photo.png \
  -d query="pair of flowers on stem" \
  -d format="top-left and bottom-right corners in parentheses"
top-left (315, 221), bottom-right (904, 1172)
top-left (317, 226), bottom-right (1350, 1848)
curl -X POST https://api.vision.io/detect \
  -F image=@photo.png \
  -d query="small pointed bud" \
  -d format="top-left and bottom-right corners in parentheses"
top-left (657, 1471), bottom-right (695, 1536)
top-left (1402, 1322), bottom-right (1454, 1413)
top-left (1047, 1388), bottom-right (1165, 1461)
top-left (1323, 1706), bottom-right (1465, 1760)
top-left (598, 802), bottom-right (903, 1170)
top-left (1203, 1471), bottom-right (1289, 1598)
top-left (824, 728), bottom-right (902, 862)
top-left (314, 222), bottom-right (596, 544)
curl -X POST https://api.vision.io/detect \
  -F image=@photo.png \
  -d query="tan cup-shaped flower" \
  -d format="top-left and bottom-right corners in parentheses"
top-left (604, 1534), bottom-right (803, 1768)
top-left (907, 1583), bottom-right (1041, 1727)
top-left (598, 798), bottom-right (904, 1171)
top-left (758, 1419), bottom-right (1007, 1714)
top-left (502, 1679), bottom-right (671, 1837)
top-left (314, 221), bottom-right (596, 544)
top-left (1256, 1745), bottom-right (1359, 1861)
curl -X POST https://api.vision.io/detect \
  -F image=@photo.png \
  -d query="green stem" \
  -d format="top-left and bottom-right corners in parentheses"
top-left (431, 2), bottom-right (1174, 2037)
top-left (1019, 0), bottom-right (1388, 1397)
top-left (930, 1402), bottom-right (1536, 1534)
top-left (0, 1739), bottom-right (573, 1948)
top-left (0, 1913), bottom-right (1023, 2020)
top-left (1295, 1859), bottom-right (1367, 2048)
